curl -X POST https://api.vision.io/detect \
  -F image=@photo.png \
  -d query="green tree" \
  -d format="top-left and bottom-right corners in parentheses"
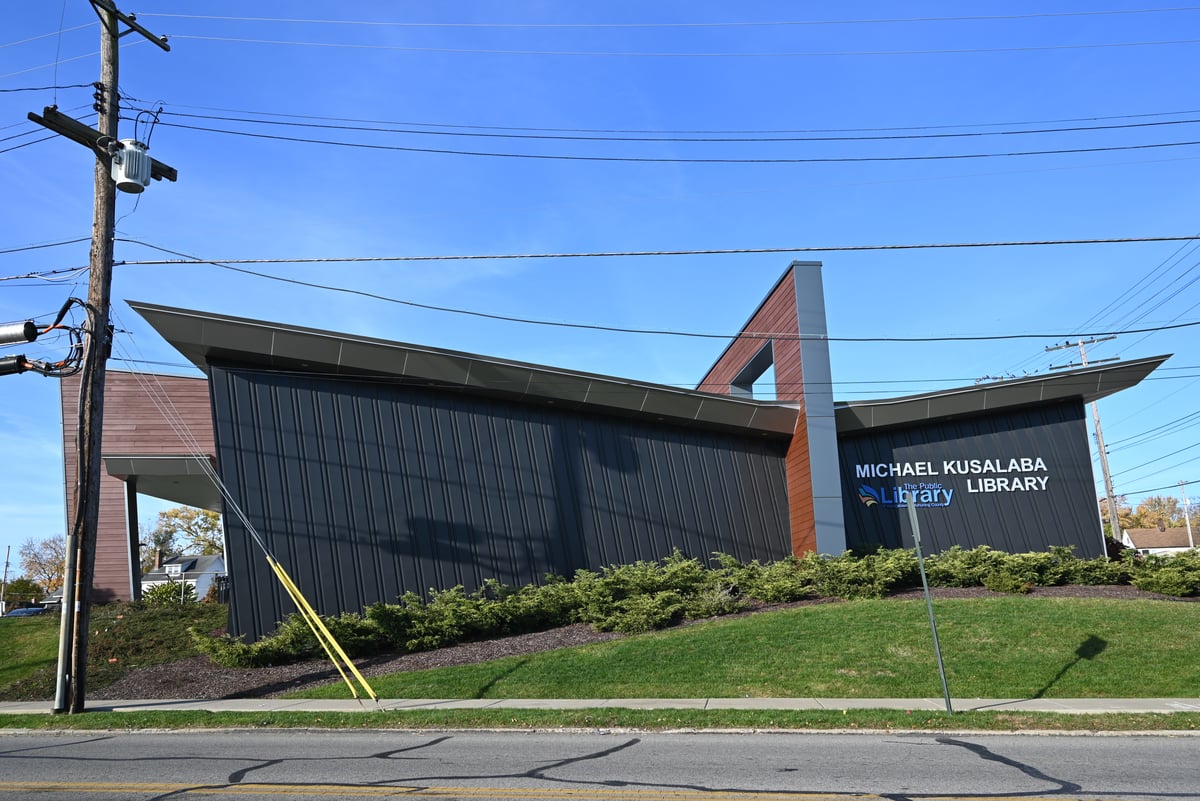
top-left (18, 536), bottom-right (66, 594)
top-left (3, 576), bottom-right (46, 605)
top-left (151, 507), bottom-right (223, 555)
top-left (139, 519), bottom-right (179, 574)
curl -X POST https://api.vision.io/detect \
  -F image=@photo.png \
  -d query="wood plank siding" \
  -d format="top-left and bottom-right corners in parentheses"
top-left (696, 263), bottom-right (844, 555)
top-left (60, 370), bottom-right (215, 602)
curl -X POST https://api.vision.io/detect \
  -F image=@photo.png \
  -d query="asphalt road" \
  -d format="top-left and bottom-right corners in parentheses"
top-left (1, 730), bottom-right (1198, 800)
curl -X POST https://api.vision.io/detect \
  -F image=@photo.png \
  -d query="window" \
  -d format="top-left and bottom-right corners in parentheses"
top-left (730, 341), bottom-right (776, 400)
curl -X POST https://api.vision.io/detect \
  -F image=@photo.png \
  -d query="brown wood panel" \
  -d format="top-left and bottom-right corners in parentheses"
top-left (786, 424), bottom-right (817, 555)
top-left (695, 266), bottom-right (820, 556)
top-left (60, 370), bottom-right (215, 602)
top-left (697, 266), bottom-right (805, 401)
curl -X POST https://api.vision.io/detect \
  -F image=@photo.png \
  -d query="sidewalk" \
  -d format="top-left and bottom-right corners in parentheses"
top-left (3, 698), bottom-right (1200, 715)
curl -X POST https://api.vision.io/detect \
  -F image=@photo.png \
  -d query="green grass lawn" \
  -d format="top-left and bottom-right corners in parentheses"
top-left (292, 596), bottom-right (1200, 700)
top-left (0, 616), bottom-right (59, 690)
top-left (0, 602), bottom-right (226, 701)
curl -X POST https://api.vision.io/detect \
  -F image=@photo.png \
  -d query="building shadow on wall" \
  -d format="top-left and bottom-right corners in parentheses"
top-left (1032, 634), bottom-right (1107, 699)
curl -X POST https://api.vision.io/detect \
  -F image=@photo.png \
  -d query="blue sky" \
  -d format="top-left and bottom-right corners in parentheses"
top-left (2, 1), bottom-right (1199, 570)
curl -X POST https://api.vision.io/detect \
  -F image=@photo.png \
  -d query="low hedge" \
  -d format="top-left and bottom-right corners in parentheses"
top-left (193, 544), bottom-right (1199, 668)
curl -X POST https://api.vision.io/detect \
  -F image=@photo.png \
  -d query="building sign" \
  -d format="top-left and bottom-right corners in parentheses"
top-left (855, 457), bottom-right (1050, 509)
top-left (837, 403), bottom-right (1103, 557)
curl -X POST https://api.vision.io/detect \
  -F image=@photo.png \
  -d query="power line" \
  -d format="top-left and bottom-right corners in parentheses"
top-left (0, 23), bottom-right (93, 49)
top-left (148, 119), bottom-right (1200, 163)
top-left (1113, 442), bottom-right (1200, 478)
top-left (1109, 412), bottom-right (1200, 451)
top-left (164, 33), bottom-right (1200, 58)
top-left (144, 102), bottom-right (1200, 136)
top-left (0, 237), bottom-right (90, 256)
top-left (0, 134), bottom-right (57, 155)
top-left (137, 8), bottom-right (1200, 29)
top-left (1122, 478), bottom-right (1200, 496)
top-left (140, 109), bottom-right (1200, 145)
top-left (114, 234), bottom-right (1200, 264)
top-left (0, 82), bottom-right (94, 93)
top-left (115, 237), bottom-right (1200, 343)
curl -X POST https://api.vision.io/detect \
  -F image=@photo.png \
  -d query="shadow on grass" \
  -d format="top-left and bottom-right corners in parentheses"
top-left (1032, 634), bottom-right (1107, 699)
top-left (473, 658), bottom-right (529, 699)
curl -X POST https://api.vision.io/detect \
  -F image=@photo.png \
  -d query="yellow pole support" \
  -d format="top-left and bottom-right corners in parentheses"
top-left (266, 558), bottom-right (359, 699)
top-left (267, 556), bottom-right (377, 701)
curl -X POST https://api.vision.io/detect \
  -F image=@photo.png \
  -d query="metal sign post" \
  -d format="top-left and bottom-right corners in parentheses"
top-left (906, 493), bottom-right (954, 715)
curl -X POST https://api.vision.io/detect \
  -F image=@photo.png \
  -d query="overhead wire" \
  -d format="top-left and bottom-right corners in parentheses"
top-left (114, 237), bottom-right (1200, 344)
top-left (148, 119), bottom-right (1200, 163)
top-left (0, 237), bottom-right (91, 256)
top-left (0, 23), bottom-right (93, 49)
top-left (141, 102), bottom-right (1200, 136)
top-left (136, 8), bottom-right (1200, 28)
top-left (0, 82), bottom-right (94, 93)
top-left (1123, 478), bottom-right (1200, 496)
top-left (114, 234), bottom-right (1200, 264)
top-left (139, 108), bottom-right (1200, 144)
top-left (161, 33), bottom-right (1200, 58)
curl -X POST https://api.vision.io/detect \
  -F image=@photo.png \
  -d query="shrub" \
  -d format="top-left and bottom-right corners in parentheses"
top-left (142, 581), bottom-right (197, 606)
top-left (925, 546), bottom-right (1007, 587)
top-left (1133, 550), bottom-right (1200, 597)
top-left (804, 549), bottom-right (919, 600)
top-left (715, 554), bottom-right (813, 603)
top-left (192, 610), bottom-right (386, 668)
top-left (592, 591), bottom-right (686, 633)
top-left (982, 569), bottom-right (1034, 594)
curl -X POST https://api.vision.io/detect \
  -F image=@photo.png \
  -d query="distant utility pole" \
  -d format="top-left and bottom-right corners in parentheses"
top-left (1047, 336), bottom-right (1120, 555)
top-left (1, 546), bottom-right (10, 615)
top-left (29, 0), bottom-right (172, 714)
top-left (1182, 481), bottom-right (1195, 549)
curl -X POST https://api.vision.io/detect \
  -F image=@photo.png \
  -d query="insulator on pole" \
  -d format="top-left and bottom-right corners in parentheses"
top-left (0, 321), bottom-right (37, 345)
top-left (0, 355), bottom-right (28, 376)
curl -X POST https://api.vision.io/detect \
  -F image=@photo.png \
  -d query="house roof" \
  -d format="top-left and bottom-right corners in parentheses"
top-left (1123, 527), bottom-right (1197, 550)
top-left (129, 301), bottom-right (802, 440)
top-left (835, 354), bottom-right (1170, 433)
top-left (142, 554), bottom-right (225, 580)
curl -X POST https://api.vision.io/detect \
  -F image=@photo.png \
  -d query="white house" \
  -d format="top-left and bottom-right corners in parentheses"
top-left (141, 554), bottom-right (226, 601)
top-left (1122, 527), bottom-right (1197, 556)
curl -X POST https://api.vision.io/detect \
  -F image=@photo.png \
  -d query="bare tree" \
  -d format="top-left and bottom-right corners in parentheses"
top-left (18, 536), bottom-right (67, 594)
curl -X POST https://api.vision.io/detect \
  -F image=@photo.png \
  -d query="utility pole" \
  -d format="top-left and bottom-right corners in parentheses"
top-left (1, 546), bottom-right (9, 615)
top-left (1182, 481), bottom-right (1195, 549)
top-left (33, 1), bottom-right (171, 714)
top-left (1047, 336), bottom-right (1120, 556)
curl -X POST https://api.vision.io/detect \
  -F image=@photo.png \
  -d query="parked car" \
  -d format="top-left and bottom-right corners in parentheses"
top-left (3, 607), bottom-right (47, 617)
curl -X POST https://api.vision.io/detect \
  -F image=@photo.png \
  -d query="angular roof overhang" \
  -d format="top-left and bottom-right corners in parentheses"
top-left (834, 354), bottom-right (1170, 434)
top-left (102, 455), bottom-right (223, 512)
top-left (128, 301), bottom-right (801, 440)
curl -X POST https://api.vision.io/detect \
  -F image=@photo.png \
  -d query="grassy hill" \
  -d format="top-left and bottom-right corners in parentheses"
top-left (291, 594), bottom-right (1200, 700)
top-left (0, 602), bottom-right (225, 701)
top-left (4, 594), bottom-right (1198, 703)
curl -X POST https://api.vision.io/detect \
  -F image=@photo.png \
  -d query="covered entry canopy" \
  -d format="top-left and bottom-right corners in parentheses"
top-left (102, 454), bottom-right (222, 512)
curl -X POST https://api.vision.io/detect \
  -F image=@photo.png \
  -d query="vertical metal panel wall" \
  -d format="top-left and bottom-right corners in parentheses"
top-left (210, 366), bottom-right (791, 639)
top-left (838, 401), bottom-right (1104, 558)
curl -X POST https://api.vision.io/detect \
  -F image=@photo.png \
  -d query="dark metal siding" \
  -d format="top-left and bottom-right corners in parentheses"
top-left (838, 401), bottom-right (1104, 558)
top-left (210, 366), bottom-right (791, 639)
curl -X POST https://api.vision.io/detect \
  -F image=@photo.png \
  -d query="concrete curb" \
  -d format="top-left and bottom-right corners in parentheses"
top-left (3, 698), bottom-right (1200, 715)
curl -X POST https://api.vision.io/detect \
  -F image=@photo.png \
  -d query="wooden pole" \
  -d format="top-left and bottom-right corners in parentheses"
top-left (62, 2), bottom-right (120, 714)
